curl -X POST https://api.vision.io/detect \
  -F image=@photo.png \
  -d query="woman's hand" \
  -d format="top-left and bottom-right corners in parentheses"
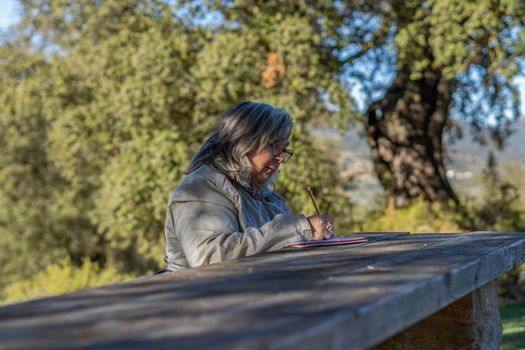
top-left (307, 214), bottom-right (335, 240)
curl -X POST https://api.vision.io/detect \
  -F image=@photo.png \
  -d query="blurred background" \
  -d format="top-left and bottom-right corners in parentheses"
top-left (0, 2), bottom-right (524, 344)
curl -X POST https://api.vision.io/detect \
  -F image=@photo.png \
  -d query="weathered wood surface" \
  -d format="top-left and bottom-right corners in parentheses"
top-left (1, 231), bottom-right (524, 350)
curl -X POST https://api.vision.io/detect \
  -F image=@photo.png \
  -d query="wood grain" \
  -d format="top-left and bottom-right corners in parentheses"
top-left (0, 232), bottom-right (524, 350)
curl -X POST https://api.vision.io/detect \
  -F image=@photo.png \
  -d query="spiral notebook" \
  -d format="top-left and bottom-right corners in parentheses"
top-left (284, 236), bottom-right (368, 248)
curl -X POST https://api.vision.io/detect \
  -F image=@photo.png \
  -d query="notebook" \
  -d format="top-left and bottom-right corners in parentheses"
top-left (284, 236), bottom-right (368, 248)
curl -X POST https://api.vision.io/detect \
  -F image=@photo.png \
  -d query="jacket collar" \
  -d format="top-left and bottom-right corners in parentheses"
top-left (211, 163), bottom-right (274, 198)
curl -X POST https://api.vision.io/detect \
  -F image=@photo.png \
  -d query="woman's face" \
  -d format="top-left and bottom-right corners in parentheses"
top-left (249, 138), bottom-right (290, 187)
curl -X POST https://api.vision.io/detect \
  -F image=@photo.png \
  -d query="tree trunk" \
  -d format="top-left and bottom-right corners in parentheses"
top-left (366, 68), bottom-right (459, 208)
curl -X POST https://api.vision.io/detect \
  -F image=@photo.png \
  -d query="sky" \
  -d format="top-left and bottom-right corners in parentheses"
top-left (0, 0), bottom-right (524, 116)
top-left (0, 0), bottom-right (18, 29)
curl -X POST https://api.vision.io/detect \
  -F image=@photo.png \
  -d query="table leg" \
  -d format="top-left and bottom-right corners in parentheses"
top-left (370, 279), bottom-right (502, 350)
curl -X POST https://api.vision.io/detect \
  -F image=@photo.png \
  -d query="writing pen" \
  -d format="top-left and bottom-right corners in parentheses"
top-left (304, 183), bottom-right (334, 239)
top-left (304, 183), bottom-right (320, 214)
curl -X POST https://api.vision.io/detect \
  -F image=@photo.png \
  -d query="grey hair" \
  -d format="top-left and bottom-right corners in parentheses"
top-left (187, 101), bottom-right (292, 186)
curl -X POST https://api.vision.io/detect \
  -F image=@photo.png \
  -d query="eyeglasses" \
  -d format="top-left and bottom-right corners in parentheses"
top-left (271, 143), bottom-right (293, 163)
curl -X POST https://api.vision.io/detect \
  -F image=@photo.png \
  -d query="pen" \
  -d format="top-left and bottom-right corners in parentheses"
top-left (305, 183), bottom-right (334, 239)
top-left (304, 183), bottom-right (320, 214)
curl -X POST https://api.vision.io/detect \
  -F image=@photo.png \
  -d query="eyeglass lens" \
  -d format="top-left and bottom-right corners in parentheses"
top-left (272, 143), bottom-right (293, 162)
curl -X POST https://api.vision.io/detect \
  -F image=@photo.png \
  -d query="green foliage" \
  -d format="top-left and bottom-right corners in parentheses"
top-left (460, 155), bottom-right (525, 302)
top-left (277, 133), bottom-right (354, 233)
top-left (0, 0), bottom-right (201, 285)
top-left (0, 0), bottom-right (357, 296)
top-left (0, 42), bottom-right (73, 285)
top-left (358, 153), bottom-right (525, 234)
top-left (346, 0), bottom-right (524, 205)
top-left (93, 129), bottom-right (190, 270)
top-left (1, 257), bottom-right (134, 305)
top-left (192, 1), bottom-right (357, 229)
top-left (357, 198), bottom-right (461, 233)
top-left (498, 265), bottom-right (525, 301)
top-left (370, 0), bottom-right (525, 123)
top-left (501, 302), bottom-right (525, 350)
top-left (461, 153), bottom-right (525, 232)
top-left (501, 162), bottom-right (525, 212)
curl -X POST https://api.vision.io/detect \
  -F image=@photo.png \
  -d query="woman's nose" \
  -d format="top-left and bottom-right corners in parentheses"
top-left (274, 153), bottom-right (286, 163)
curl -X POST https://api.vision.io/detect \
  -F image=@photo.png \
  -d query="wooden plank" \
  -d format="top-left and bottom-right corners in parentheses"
top-left (0, 232), bottom-right (413, 319)
top-left (0, 232), bottom-right (524, 350)
top-left (0, 232), bottom-right (500, 348)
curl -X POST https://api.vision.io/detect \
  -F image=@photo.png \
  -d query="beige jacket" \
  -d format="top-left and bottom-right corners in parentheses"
top-left (164, 163), bottom-right (313, 270)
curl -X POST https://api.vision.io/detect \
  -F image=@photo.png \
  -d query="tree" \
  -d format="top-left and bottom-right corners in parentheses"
top-left (0, 40), bottom-right (75, 287)
top-left (0, 0), bottom-right (357, 282)
top-left (196, 1), bottom-right (358, 222)
top-left (467, 152), bottom-right (525, 232)
top-left (0, 0), bottom-right (200, 278)
top-left (341, 0), bottom-right (525, 207)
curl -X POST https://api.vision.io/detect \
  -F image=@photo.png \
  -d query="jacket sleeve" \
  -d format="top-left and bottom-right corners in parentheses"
top-left (170, 200), bottom-right (312, 268)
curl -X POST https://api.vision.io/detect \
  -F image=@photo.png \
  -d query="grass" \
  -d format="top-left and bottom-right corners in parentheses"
top-left (501, 301), bottom-right (525, 350)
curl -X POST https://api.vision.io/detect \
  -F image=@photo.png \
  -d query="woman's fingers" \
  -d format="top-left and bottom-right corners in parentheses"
top-left (307, 214), bottom-right (335, 240)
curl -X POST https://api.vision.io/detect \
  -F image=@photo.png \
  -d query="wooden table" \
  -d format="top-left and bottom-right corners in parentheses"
top-left (1, 232), bottom-right (524, 349)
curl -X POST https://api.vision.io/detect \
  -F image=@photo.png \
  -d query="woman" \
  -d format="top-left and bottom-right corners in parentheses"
top-left (164, 101), bottom-right (335, 270)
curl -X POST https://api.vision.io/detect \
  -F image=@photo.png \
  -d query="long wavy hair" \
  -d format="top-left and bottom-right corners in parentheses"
top-left (187, 101), bottom-right (292, 187)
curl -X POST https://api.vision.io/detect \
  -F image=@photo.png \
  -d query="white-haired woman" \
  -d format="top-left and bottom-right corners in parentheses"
top-left (164, 101), bottom-right (334, 270)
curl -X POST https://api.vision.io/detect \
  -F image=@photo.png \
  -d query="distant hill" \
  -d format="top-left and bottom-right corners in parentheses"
top-left (329, 118), bottom-right (525, 206)
top-left (447, 118), bottom-right (525, 171)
